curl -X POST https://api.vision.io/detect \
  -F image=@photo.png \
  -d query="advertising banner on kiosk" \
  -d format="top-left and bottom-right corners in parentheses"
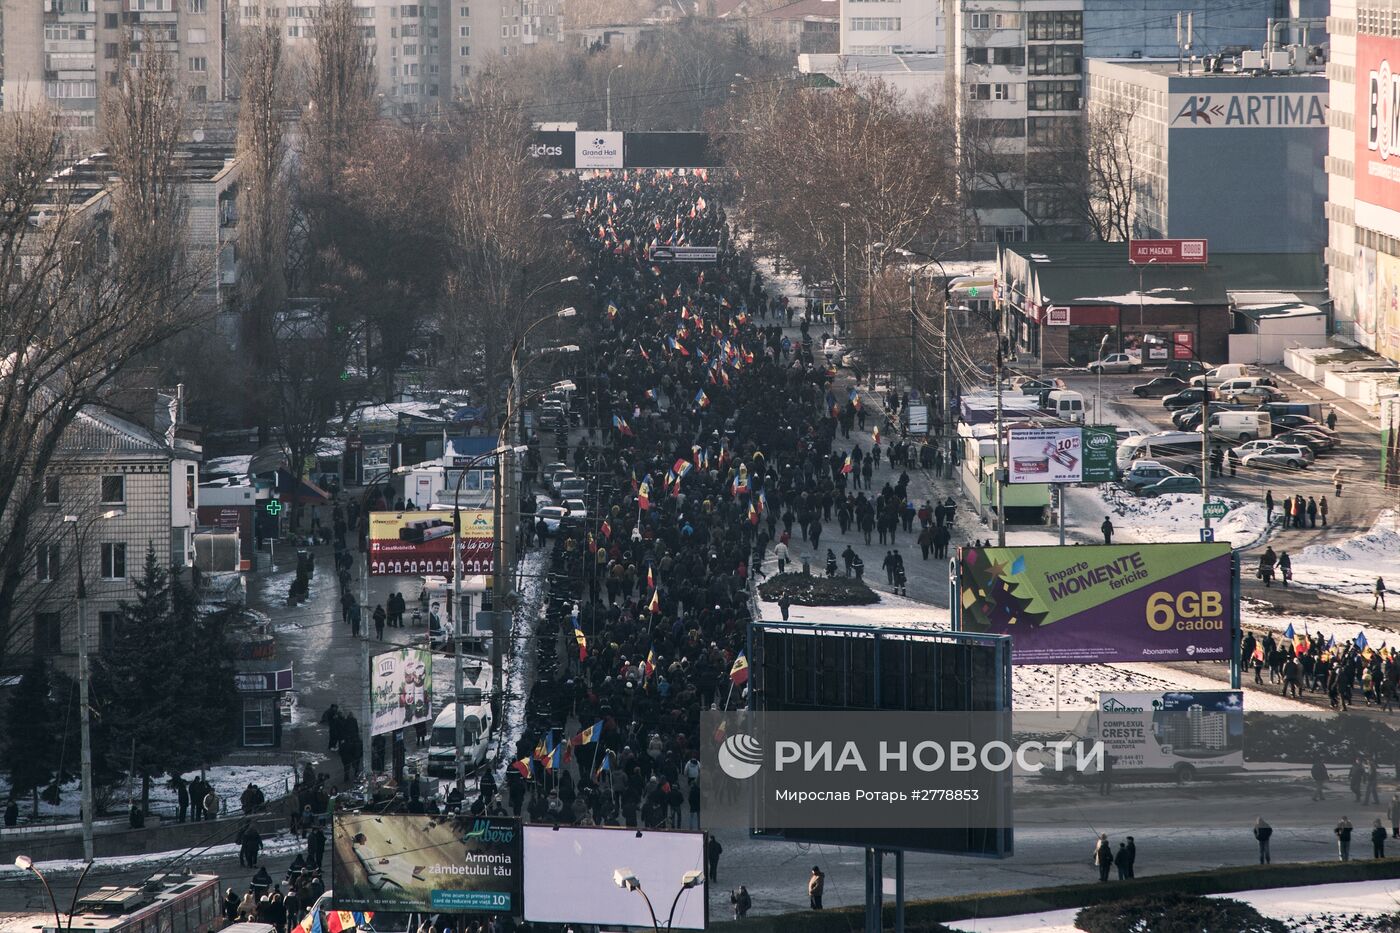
top-left (956, 543), bottom-right (1233, 665)
top-left (368, 510), bottom-right (493, 576)
top-left (369, 647), bottom-right (432, 737)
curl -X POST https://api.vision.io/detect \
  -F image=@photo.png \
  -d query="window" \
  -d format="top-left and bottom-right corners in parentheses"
top-left (186, 464), bottom-right (196, 509)
top-left (969, 11), bottom-right (1018, 29)
top-left (101, 543), bottom-right (127, 580)
top-left (101, 475), bottom-right (124, 504)
top-left (849, 16), bottom-right (900, 30)
top-left (190, 83), bottom-right (208, 102)
top-left (460, 44), bottom-right (470, 54)
top-left (965, 46), bottom-right (1024, 65)
top-left (46, 80), bottom-right (98, 99)
top-left (188, 0), bottom-right (207, 10)
top-left (44, 476), bottom-right (60, 506)
top-left (971, 117), bottom-right (1024, 138)
top-left (402, 22), bottom-right (419, 35)
top-left (288, 24), bottom-right (302, 36)
top-left (188, 27), bottom-right (208, 42)
top-left (459, 4), bottom-right (468, 13)
top-left (189, 56), bottom-right (208, 72)
top-left (459, 25), bottom-right (470, 36)
top-left (1027, 10), bottom-right (1081, 40)
top-left (243, 697), bottom-right (278, 746)
top-left (1028, 115), bottom-right (1076, 147)
top-left (402, 3), bottom-right (420, 14)
top-left (98, 611), bottom-right (121, 653)
top-left (1028, 43), bottom-right (1082, 75)
top-left (1028, 79), bottom-right (1081, 111)
top-left (105, 12), bottom-right (119, 28)
top-left (967, 83), bottom-right (1013, 101)
top-left (404, 43), bottom-right (418, 54)
top-left (37, 544), bottom-right (61, 582)
top-left (34, 613), bottom-right (61, 656)
top-left (500, 24), bottom-right (508, 36)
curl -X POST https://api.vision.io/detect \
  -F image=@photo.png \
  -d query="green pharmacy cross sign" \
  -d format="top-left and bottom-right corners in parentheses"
top-left (1202, 501), bottom-right (1229, 519)
top-left (266, 500), bottom-right (283, 516)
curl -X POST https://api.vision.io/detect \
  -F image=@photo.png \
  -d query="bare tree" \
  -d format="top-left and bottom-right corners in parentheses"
top-left (237, 22), bottom-right (290, 435)
top-left (1037, 102), bottom-right (1140, 242)
top-left (0, 52), bottom-right (205, 666)
top-left (443, 74), bottom-right (573, 413)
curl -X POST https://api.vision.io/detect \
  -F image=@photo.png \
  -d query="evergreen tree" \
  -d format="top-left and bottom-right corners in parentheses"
top-left (168, 566), bottom-right (239, 770)
top-left (93, 546), bottom-right (184, 812)
top-left (4, 656), bottom-right (56, 817)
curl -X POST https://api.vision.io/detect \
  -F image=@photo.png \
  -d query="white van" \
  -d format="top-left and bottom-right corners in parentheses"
top-left (1190, 364), bottom-right (1255, 387)
top-left (1043, 389), bottom-right (1086, 424)
top-left (1208, 410), bottom-right (1271, 441)
top-left (1116, 430), bottom-right (1206, 474)
top-left (427, 691), bottom-right (494, 777)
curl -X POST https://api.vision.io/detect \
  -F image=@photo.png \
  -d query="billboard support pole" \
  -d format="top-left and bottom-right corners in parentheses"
top-left (1230, 553), bottom-right (1242, 689)
top-left (1057, 484), bottom-right (1066, 546)
top-left (456, 593), bottom-right (474, 792)
top-left (894, 850), bottom-right (905, 933)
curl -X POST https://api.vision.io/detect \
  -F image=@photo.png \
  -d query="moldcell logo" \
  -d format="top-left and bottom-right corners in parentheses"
top-left (717, 733), bottom-right (764, 780)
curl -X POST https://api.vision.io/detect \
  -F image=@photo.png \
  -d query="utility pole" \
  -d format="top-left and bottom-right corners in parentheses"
top-left (908, 273), bottom-right (918, 398)
top-left (606, 63), bottom-right (623, 132)
top-left (995, 337), bottom-right (1006, 546)
top-left (942, 291), bottom-right (951, 469)
top-left (1201, 362), bottom-right (1212, 538)
top-left (74, 547), bottom-right (94, 863)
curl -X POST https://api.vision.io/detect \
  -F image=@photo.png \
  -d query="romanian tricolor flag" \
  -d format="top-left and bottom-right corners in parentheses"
top-left (638, 480), bottom-right (652, 510)
top-left (730, 651), bottom-right (750, 686)
top-left (607, 302), bottom-right (619, 319)
top-left (673, 458), bottom-right (693, 480)
top-left (645, 644), bottom-right (657, 678)
top-left (647, 565), bottom-right (655, 589)
top-left (695, 389), bottom-right (710, 408)
top-left (842, 453), bottom-right (853, 475)
top-left (510, 755), bottom-right (533, 778)
top-left (613, 414), bottom-right (634, 437)
top-left (648, 589), bottom-right (661, 614)
top-left (748, 501), bottom-right (759, 525)
top-left (574, 625), bottom-right (587, 662)
top-left (600, 519), bottom-right (612, 540)
top-left (594, 753), bottom-right (613, 783)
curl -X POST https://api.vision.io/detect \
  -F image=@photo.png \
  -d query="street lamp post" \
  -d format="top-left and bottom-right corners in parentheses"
top-left (61, 508), bottom-right (124, 862)
top-left (614, 868), bottom-right (704, 933)
top-left (606, 64), bottom-right (624, 132)
top-left (1094, 333), bottom-right (1110, 424)
top-left (16, 853), bottom-right (95, 933)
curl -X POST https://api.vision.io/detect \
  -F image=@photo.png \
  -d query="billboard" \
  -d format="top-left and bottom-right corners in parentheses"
top-left (1094, 690), bottom-right (1244, 773)
top-left (369, 647), bottom-right (432, 737)
top-left (1128, 238), bottom-right (1208, 265)
top-left (1356, 244), bottom-right (1378, 344)
top-left (955, 543), bottom-right (1234, 665)
top-left (575, 131), bottom-right (624, 168)
top-left (1006, 427), bottom-right (1117, 485)
top-left (368, 509), bottom-right (493, 576)
top-left (1358, 35), bottom-right (1400, 239)
top-left (521, 826), bottom-right (706, 929)
top-left (332, 813), bottom-right (521, 913)
top-left (1378, 252), bottom-right (1400, 363)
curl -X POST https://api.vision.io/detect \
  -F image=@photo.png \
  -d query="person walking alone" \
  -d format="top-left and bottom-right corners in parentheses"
top-left (1265, 490), bottom-right (1275, 524)
top-left (1101, 516), bottom-right (1114, 545)
top-left (1254, 817), bottom-right (1273, 864)
top-left (807, 866), bottom-right (825, 910)
top-left (1335, 467), bottom-right (1344, 497)
top-left (1377, 577), bottom-right (1388, 611)
top-left (1373, 819), bottom-right (1388, 859)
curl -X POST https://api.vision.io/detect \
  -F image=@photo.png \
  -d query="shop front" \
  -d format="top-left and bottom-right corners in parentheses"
top-left (235, 666), bottom-right (294, 748)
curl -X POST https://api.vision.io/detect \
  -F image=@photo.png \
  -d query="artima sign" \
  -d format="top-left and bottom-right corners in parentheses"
top-left (1169, 92), bottom-right (1326, 129)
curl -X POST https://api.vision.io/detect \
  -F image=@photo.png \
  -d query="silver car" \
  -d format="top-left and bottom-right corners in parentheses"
top-left (1240, 444), bottom-right (1314, 471)
top-left (1086, 353), bottom-right (1140, 375)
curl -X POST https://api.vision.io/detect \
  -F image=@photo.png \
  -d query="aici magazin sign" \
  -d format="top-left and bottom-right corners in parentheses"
top-left (955, 543), bottom-right (1233, 665)
top-left (369, 509), bottom-right (493, 576)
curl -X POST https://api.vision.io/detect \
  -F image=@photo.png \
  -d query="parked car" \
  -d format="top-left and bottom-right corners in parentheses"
top-left (1113, 427), bottom-right (1145, 442)
top-left (1274, 430), bottom-right (1337, 454)
top-left (1173, 402), bottom-right (1253, 431)
top-left (1138, 474), bottom-right (1203, 497)
top-left (1132, 376), bottom-right (1189, 398)
top-left (540, 461), bottom-right (568, 487)
top-left (562, 498), bottom-right (588, 519)
top-left (1221, 385), bottom-right (1289, 405)
top-left (1240, 444), bottom-right (1314, 471)
top-left (1163, 387), bottom-right (1217, 410)
top-left (549, 469), bottom-right (577, 495)
top-left (1120, 460), bottom-right (1184, 493)
top-left (1164, 359), bottom-right (1208, 379)
top-left (1087, 352), bottom-right (1141, 374)
top-left (1270, 414), bottom-right (1335, 436)
top-left (1189, 364), bottom-right (1257, 387)
top-left (1016, 376), bottom-right (1066, 397)
top-left (1233, 439), bottom-right (1280, 458)
top-left (535, 505), bottom-right (569, 534)
top-left (558, 477), bottom-right (587, 500)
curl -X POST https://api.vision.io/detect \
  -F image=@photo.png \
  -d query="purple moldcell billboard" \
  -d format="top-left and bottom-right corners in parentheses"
top-left (955, 543), bottom-right (1234, 665)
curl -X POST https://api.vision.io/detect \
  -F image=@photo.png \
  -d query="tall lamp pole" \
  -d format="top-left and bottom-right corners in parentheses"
top-left (606, 63), bottom-right (624, 132)
top-left (62, 508), bottom-right (123, 862)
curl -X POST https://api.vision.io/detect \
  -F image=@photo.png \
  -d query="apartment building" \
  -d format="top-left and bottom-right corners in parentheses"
top-left (16, 395), bottom-right (201, 669)
top-left (840, 0), bottom-right (943, 54)
top-left (948, 0), bottom-right (1292, 243)
top-left (2, 0), bottom-right (227, 132)
top-left (242, 0), bottom-right (558, 115)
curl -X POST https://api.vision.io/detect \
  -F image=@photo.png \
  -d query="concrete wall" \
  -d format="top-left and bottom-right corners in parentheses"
top-left (1228, 316), bottom-right (1329, 363)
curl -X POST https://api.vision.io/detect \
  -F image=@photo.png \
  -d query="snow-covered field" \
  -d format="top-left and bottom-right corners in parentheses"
top-left (1289, 510), bottom-right (1400, 604)
top-left (0, 764), bottom-right (299, 822)
top-left (0, 830), bottom-right (306, 876)
top-left (1071, 483), bottom-right (1268, 549)
top-left (946, 879), bottom-right (1400, 932)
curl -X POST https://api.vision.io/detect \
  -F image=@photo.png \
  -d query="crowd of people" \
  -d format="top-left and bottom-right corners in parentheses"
top-left (1242, 627), bottom-right (1400, 710)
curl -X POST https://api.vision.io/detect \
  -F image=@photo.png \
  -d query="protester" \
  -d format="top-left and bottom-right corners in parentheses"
top-left (1253, 817), bottom-right (1273, 864)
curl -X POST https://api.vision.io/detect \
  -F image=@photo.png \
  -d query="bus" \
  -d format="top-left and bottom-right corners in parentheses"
top-left (0, 873), bottom-right (221, 933)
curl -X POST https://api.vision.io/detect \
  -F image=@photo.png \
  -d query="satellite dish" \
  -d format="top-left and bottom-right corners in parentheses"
top-left (192, 128), bottom-right (206, 142)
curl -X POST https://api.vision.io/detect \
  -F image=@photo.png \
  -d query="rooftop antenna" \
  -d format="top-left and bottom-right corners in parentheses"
top-left (1177, 11), bottom-right (1193, 74)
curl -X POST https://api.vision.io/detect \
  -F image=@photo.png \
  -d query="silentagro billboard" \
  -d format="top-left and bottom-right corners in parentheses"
top-left (955, 543), bottom-right (1233, 664)
top-left (1357, 35), bottom-right (1400, 239)
top-left (332, 813), bottom-right (521, 913)
top-left (369, 509), bottom-right (493, 576)
top-left (370, 647), bottom-right (432, 737)
top-left (1094, 691), bottom-right (1244, 775)
top-left (1007, 427), bottom-right (1117, 485)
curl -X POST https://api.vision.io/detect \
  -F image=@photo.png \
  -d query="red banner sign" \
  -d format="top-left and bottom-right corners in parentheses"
top-left (1128, 239), bottom-right (1208, 265)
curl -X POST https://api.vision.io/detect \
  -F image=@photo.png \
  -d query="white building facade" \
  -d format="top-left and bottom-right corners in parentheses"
top-left (840, 0), bottom-right (944, 54)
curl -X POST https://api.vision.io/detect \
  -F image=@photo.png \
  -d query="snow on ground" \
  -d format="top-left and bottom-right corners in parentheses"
top-left (0, 764), bottom-right (300, 822)
top-left (754, 595), bottom-right (1313, 711)
top-left (1074, 483), bottom-right (1269, 550)
top-left (1241, 599), bottom-right (1385, 652)
top-left (0, 831), bottom-right (306, 877)
top-left (946, 879), bottom-right (1400, 933)
top-left (1288, 510), bottom-right (1400, 604)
